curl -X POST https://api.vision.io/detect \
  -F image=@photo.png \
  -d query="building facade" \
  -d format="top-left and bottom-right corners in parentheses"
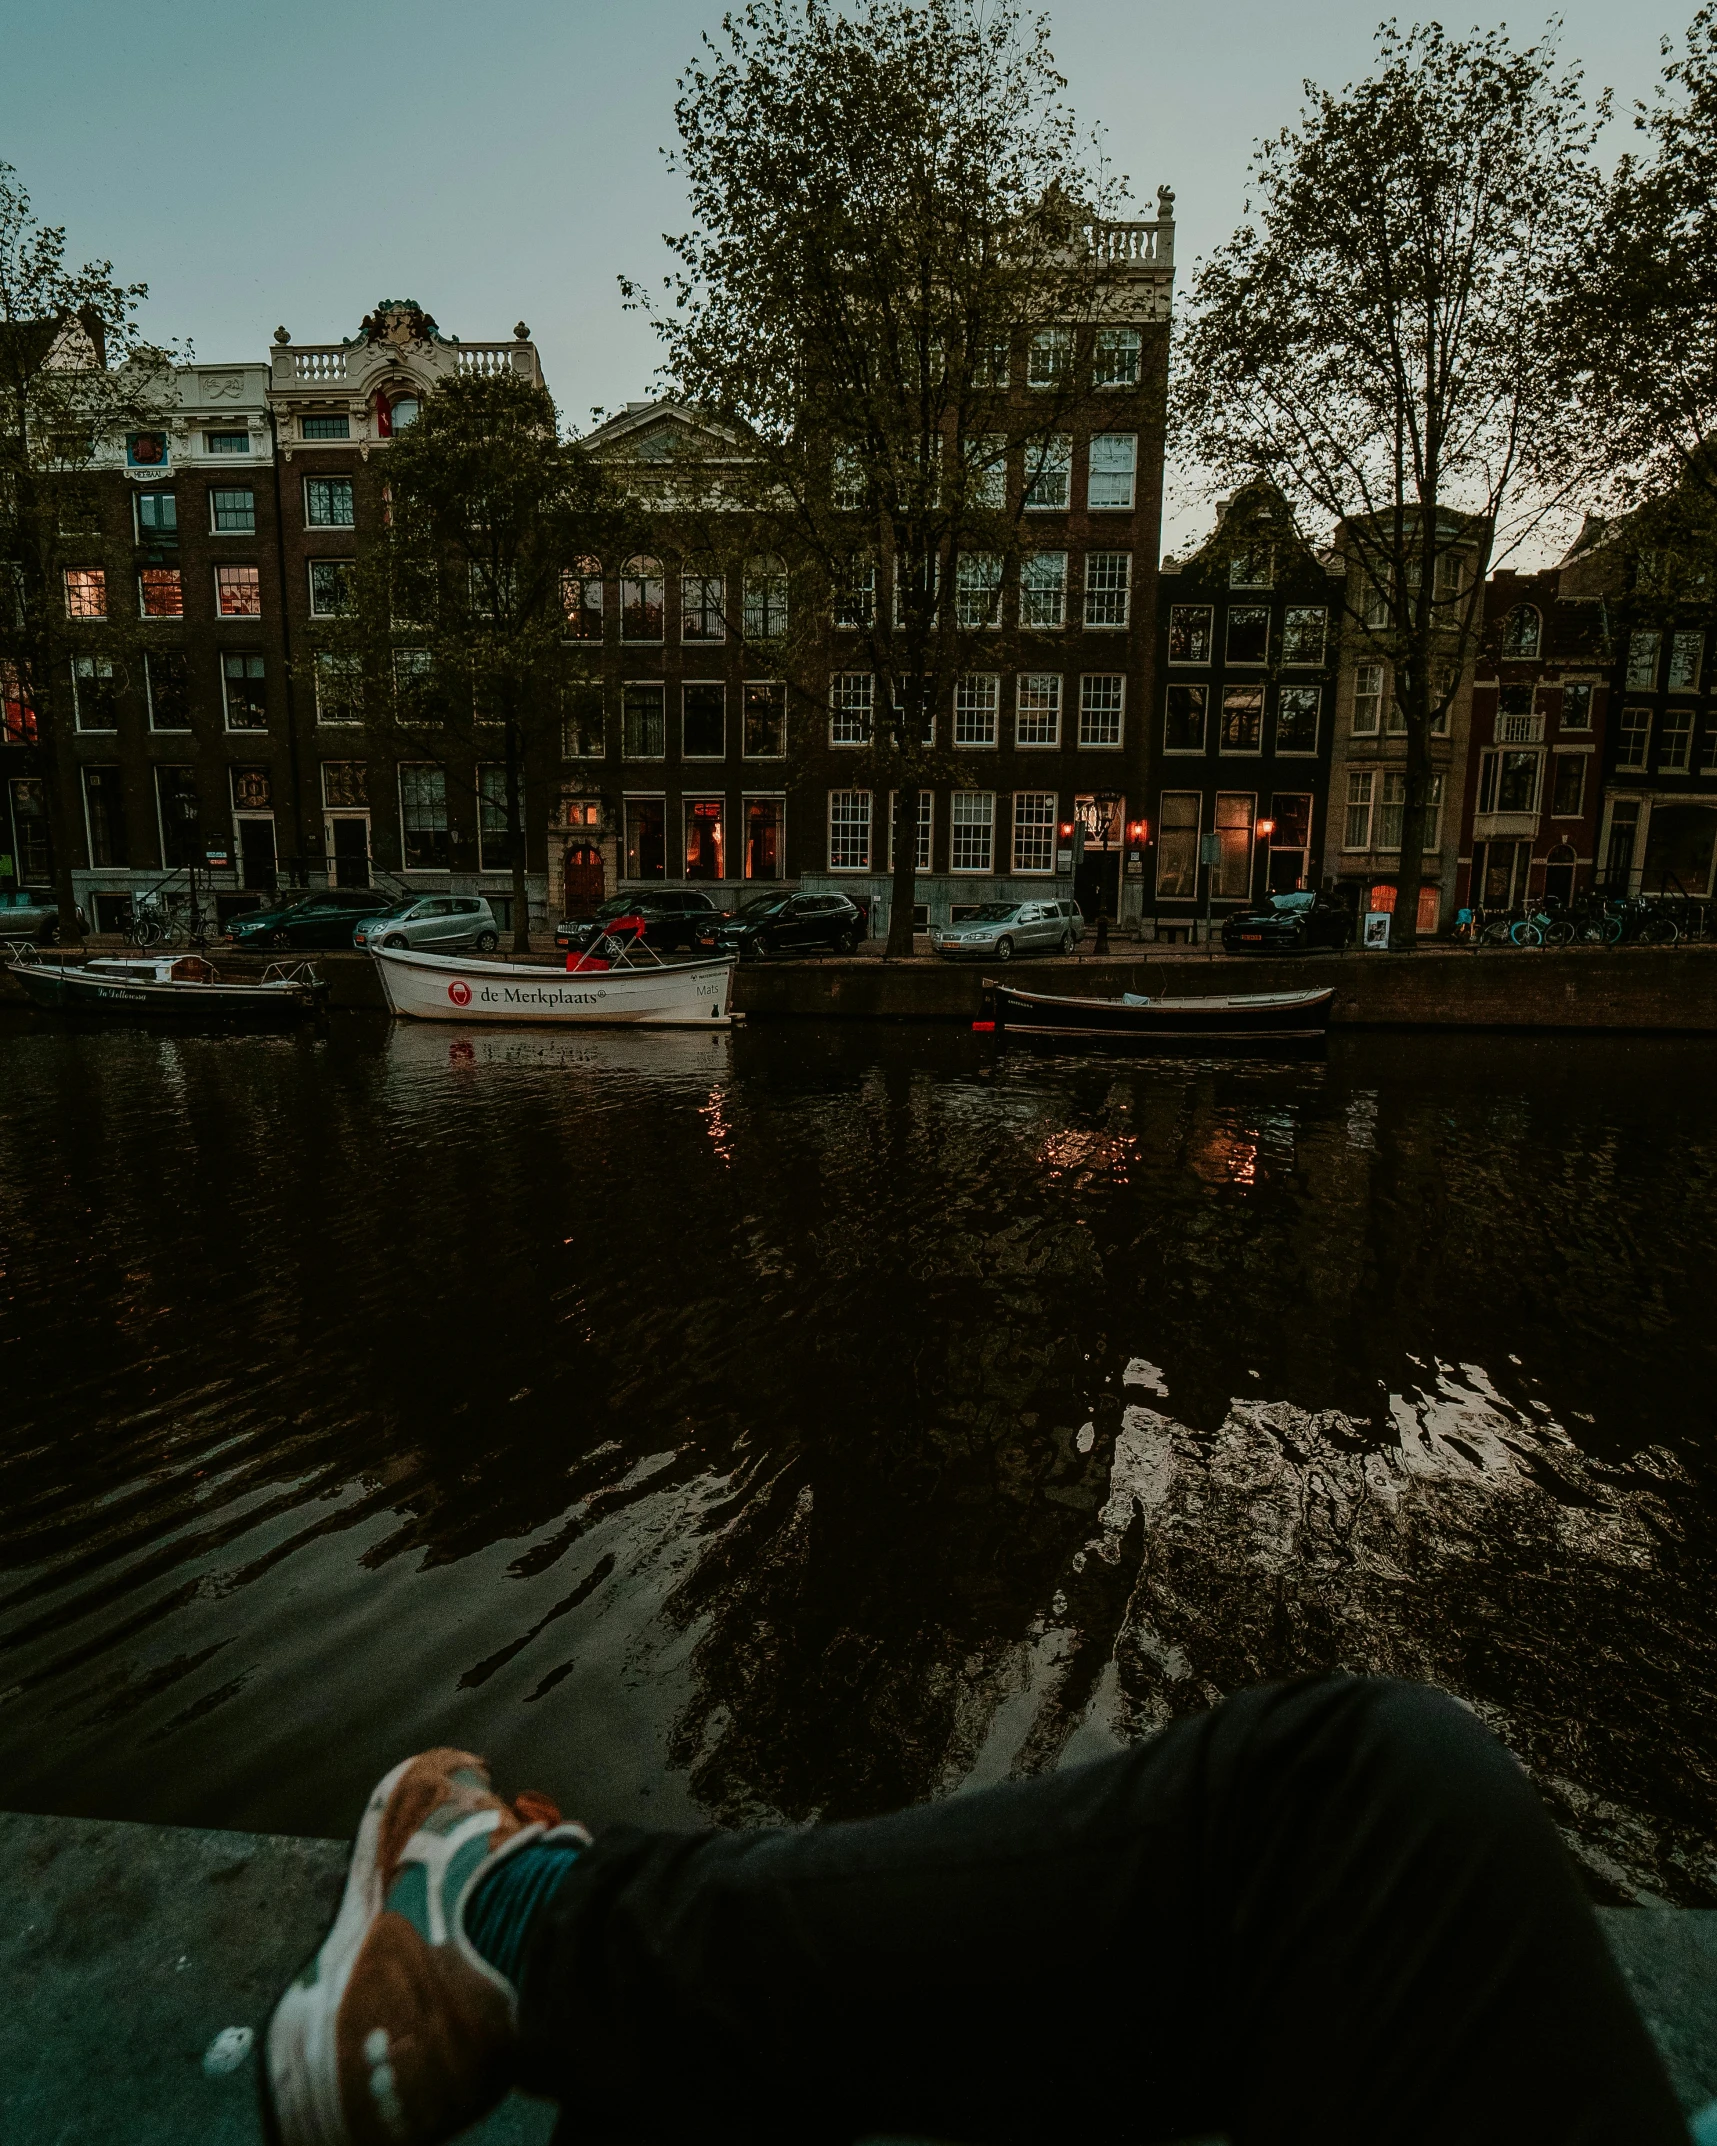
top-left (1151, 490), bottom-right (1342, 940)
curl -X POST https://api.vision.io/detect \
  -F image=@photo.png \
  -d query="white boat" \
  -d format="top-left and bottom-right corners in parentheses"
top-left (370, 943), bottom-right (736, 1026)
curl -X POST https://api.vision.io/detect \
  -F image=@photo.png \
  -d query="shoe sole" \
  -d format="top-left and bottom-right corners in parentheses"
top-left (261, 1753), bottom-right (415, 2146)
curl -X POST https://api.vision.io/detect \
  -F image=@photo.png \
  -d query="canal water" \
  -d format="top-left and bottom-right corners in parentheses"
top-left (0, 1014), bottom-right (1712, 1902)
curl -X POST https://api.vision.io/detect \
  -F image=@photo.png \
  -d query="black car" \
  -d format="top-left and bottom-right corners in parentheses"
top-left (226, 888), bottom-right (398, 950)
top-left (700, 891), bottom-right (865, 961)
top-left (1220, 890), bottom-right (1354, 954)
top-left (554, 890), bottom-right (719, 956)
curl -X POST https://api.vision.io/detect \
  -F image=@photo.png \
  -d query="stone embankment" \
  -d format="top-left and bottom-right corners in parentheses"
top-left (1, 1807), bottom-right (1713, 2143)
top-left (9, 942), bottom-right (1717, 1028)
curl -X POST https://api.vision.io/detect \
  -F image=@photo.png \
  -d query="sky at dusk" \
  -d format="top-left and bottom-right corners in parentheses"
top-left (0, 0), bottom-right (1692, 546)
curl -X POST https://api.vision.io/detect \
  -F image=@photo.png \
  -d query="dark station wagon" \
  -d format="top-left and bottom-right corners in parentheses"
top-left (1220, 890), bottom-right (1354, 955)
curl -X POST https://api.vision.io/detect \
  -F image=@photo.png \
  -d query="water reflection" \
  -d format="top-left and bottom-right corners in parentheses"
top-left (0, 1016), bottom-right (1712, 1902)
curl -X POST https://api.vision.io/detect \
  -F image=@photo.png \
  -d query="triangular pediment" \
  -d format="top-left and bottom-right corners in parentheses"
top-left (580, 398), bottom-right (742, 464)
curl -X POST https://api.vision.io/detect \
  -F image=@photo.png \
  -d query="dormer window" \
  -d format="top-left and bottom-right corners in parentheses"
top-left (376, 391), bottom-right (420, 439)
top-left (1500, 604), bottom-right (1542, 660)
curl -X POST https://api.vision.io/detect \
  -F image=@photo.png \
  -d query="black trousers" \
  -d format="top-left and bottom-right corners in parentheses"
top-left (516, 1676), bottom-right (1686, 2145)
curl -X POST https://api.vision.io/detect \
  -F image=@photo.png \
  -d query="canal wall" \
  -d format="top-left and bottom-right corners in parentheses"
top-left (2, 1805), bottom-right (1714, 2142)
top-left (10, 944), bottom-right (1717, 1028)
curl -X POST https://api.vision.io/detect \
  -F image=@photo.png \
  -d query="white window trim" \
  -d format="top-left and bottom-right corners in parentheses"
top-left (1076, 673), bottom-right (1125, 751)
top-left (223, 652), bottom-right (270, 734)
top-left (827, 787), bottom-right (874, 873)
top-left (1082, 552), bottom-right (1132, 630)
top-left (954, 673), bottom-right (1002, 751)
top-left (829, 672), bottom-right (873, 750)
top-left (213, 564), bottom-right (264, 620)
top-left (887, 788), bottom-right (934, 873)
top-left (1166, 604), bottom-right (1214, 667)
top-left (1274, 685), bottom-right (1321, 758)
top-left (303, 475), bottom-right (357, 531)
top-left (70, 654), bottom-right (117, 732)
top-left (742, 680), bottom-right (787, 760)
top-left (681, 680), bottom-right (727, 761)
top-left (1281, 606), bottom-right (1328, 668)
top-left (949, 790), bottom-right (997, 874)
top-left (1014, 673), bottom-right (1062, 750)
top-left (621, 682), bottom-right (668, 761)
top-left (1010, 790), bottom-right (1059, 875)
top-left (207, 487), bottom-right (257, 537)
top-left (1218, 685), bottom-right (1265, 757)
top-left (1224, 603), bottom-right (1272, 667)
top-left (1086, 433), bottom-right (1138, 511)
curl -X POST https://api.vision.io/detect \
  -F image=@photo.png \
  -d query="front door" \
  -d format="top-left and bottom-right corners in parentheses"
top-left (563, 844), bottom-right (605, 916)
top-left (236, 813), bottom-right (277, 891)
top-left (326, 813), bottom-right (371, 888)
top-left (1075, 850), bottom-right (1120, 920)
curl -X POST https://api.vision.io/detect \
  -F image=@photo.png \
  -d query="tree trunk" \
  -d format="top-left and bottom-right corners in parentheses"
top-left (1389, 712), bottom-right (1436, 953)
top-left (42, 704), bottom-right (84, 946)
top-left (884, 773), bottom-right (918, 959)
top-left (504, 713), bottom-right (530, 955)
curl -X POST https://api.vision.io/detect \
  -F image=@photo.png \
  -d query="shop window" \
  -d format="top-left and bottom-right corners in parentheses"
top-left (624, 797), bottom-right (666, 880)
top-left (1163, 683), bottom-right (1206, 753)
top-left (399, 765), bottom-right (449, 870)
top-left (1226, 605), bottom-right (1270, 664)
top-left (684, 798), bottom-right (726, 879)
top-left (1220, 686), bottom-right (1263, 753)
top-left (1276, 685), bottom-right (1319, 754)
top-left (1021, 551), bottom-right (1067, 627)
top-left (83, 766), bottom-right (128, 866)
top-left (743, 683), bottom-right (785, 757)
top-left (828, 790), bottom-right (872, 871)
top-left (684, 683), bottom-right (726, 758)
top-left (1155, 791), bottom-right (1200, 897)
top-left (744, 797), bottom-right (781, 880)
top-left (1015, 674), bottom-right (1061, 748)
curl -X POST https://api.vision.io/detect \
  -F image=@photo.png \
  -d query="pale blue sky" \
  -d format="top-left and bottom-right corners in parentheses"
top-left (0, 0), bottom-right (1688, 543)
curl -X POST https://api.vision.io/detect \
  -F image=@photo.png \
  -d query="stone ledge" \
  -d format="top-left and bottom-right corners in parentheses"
top-left (1, 1807), bottom-right (1713, 2143)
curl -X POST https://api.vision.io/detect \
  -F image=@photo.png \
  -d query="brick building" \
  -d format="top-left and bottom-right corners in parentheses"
top-left (1152, 487), bottom-right (1342, 940)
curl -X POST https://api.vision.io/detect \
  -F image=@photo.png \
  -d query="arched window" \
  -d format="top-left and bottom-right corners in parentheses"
top-left (562, 557), bottom-right (604, 642)
top-left (743, 555), bottom-right (789, 640)
top-left (619, 556), bottom-right (664, 642)
top-left (1500, 604), bottom-right (1541, 660)
top-left (680, 556), bottom-right (727, 642)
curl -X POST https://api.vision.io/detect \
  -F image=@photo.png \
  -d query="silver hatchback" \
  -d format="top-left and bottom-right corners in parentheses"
top-left (929, 898), bottom-right (1083, 961)
top-left (354, 895), bottom-right (500, 954)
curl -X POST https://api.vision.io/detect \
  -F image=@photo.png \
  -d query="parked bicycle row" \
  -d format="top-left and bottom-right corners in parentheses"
top-left (1458, 892), bottom-right (1699, 948)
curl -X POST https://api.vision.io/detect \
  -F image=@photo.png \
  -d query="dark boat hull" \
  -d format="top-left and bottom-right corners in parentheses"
top-left (988, 981), bottom-right (1334, 1045)
top-left (13, 965), bottom-right (326, 1025)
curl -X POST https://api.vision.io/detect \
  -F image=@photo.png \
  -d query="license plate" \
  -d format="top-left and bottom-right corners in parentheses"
top-left (1241, 933), bottom-right (1263, 942)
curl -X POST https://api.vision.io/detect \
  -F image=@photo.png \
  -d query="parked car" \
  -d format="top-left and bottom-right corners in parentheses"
top-left (225, 888), bottom-right (397, 950)
top-left (929, 898), bottom-right (1083, 962)
top-left (353, 895), bottom-right (500, 955)
top-left (555, 891), bottom-right (718, 957)
top-left (0, 889), bottom-right (61, 945)
top-left (1220, 890), bottom-right (1354, 954)
top-left (699, 891), bottom-right (865, 961)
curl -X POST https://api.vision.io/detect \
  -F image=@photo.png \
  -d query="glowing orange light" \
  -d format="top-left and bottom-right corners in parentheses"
top-left (1255, 818), bottom-right (1276, 839)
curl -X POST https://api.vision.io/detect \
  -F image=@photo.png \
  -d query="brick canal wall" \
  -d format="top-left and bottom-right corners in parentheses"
top-left (8, 944), bottom-right (1717, 1029)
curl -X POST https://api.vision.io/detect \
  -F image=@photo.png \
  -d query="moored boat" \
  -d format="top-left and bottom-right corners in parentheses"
top-left (982, 980), bottom-right (1334, 1045)
top-left (370, 942), bottom-right (736, 1026)
top-left (10, 952), bottom-right (328, 1023)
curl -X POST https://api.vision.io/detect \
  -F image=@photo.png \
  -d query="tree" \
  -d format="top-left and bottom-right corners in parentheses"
top-left (1176, 25), bottom-right (1604, 948)
top-left (646, 0), bottom-right (1140, 956)
top-left (332, 370), bottom-right (619, 953)
top-left (0, 163), bottom-right (171, 940)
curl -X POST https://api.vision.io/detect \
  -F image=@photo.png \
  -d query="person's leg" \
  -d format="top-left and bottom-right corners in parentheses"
top-left (516, 1675), bottom-right (1685, 2146)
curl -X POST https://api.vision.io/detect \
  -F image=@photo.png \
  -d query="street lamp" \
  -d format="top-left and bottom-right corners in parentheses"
top-left (1252, 817), bottom-right (1276, 908)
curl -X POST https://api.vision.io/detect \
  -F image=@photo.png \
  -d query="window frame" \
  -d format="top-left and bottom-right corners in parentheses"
top-left (1086, 432), bottom-right (1137, 510)
top-left (208, 486), bottom-right (256, 535)
top-left (1077, 673), bottom-right (1125, 750)
top-left (1163, 682), bottom-right (1207, 754)
top-left (1011, 790), bottom-right (1058, 874)
top-left (954, 673), bottom-right (1001, 750)
top-left (1021, 550), bottom-right (1068, 628)
top-left (1275, 684), bottom-right (1320, 756)
top-left (827, 788), bottom-right (873, 873)
top-left (682, 681), bottom-right (726, 760)
top-left (743, 681), bottom-right (786, 759)
top-left (1015, 673), bottom-right (1062, 749)
top-left (830, 672), bottom-right (873, 749)
top-left (215, 563), bottom-right (263, 619)
top-left (1167, 603), bottom-right (1212, 664)
top-left (222, 650), bottom-right (270, 732)
top-left (949, 788), bottom-right (996, 873)
top-left (70, 653), bottom-right (118, 732)
top-left (303, 475), bottom-right (356, 530)
top-left (1083, 551), bottom-right (1131, 629)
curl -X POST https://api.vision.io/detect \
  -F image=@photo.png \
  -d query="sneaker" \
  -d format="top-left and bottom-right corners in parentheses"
top-left (261, 1748), bottom-right (588, 2146)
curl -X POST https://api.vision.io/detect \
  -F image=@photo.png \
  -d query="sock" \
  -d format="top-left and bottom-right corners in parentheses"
top-left (463, 1840), bottom-right (583, 1991)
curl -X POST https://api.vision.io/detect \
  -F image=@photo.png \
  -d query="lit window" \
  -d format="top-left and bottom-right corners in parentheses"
top-left (828, 790), bottom-right (872, 871)
top-left (139, 568), bottom-right (183, 618)
top-left (1026, 327), bottom-right (1070, 387)
top-left (222, 652), bottom-right (268, 730)
top-left (2, 663), bottom-right (36, 744)
top-left (305, 477), bottom-right (355, 528)
top-left (1163, 684), bottom-right (1206, 753)
top-left (1214, 792), bottom-right (1255, 899)
top-left (950, 790), bottom-right (995, 871)
top-left (64, 568), bottom-right (106, 620)
top-left (1024, 436), bottom-right (1071, 510)
top-left (1012, 791), bottom-right (1058, 873)
top-left (684, 797), bottom-right (725, 880)
top-left (302, 414), bottom-right (350, 441)
top-left (210, 487), bottom-right (255, 534)
top-left (1083, 552), bottom-right (1130, 627)
top-left (1167, 605), bottom-right (1212, 663)
top-left (1015, 674), bottom-right (1061, 748)
top-left (1078, 674), bottom-right (1124, 747)
top-left (1156, 792), bottom-right (1201, 896)
top-left (831, 674), bottom-right (873, 747)
top-left (1093, 327), bottom-right (1141, 388)
top-left (307, 561), bottom-right (351, 617)
top-left (1021, 552), bottom-right (1067, 628)
top-left (216, 565), bottom-right (262, 617)
top-left (71, 655), bottom-right (117, 729)
top-left (1087, 434), bottom-right (1136, 509)
top-left (563, 558), bottom-right (604, 641)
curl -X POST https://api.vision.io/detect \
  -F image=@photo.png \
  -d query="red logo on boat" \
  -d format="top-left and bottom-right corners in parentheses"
top-left (448, 979), bottom-right (472, 1007)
